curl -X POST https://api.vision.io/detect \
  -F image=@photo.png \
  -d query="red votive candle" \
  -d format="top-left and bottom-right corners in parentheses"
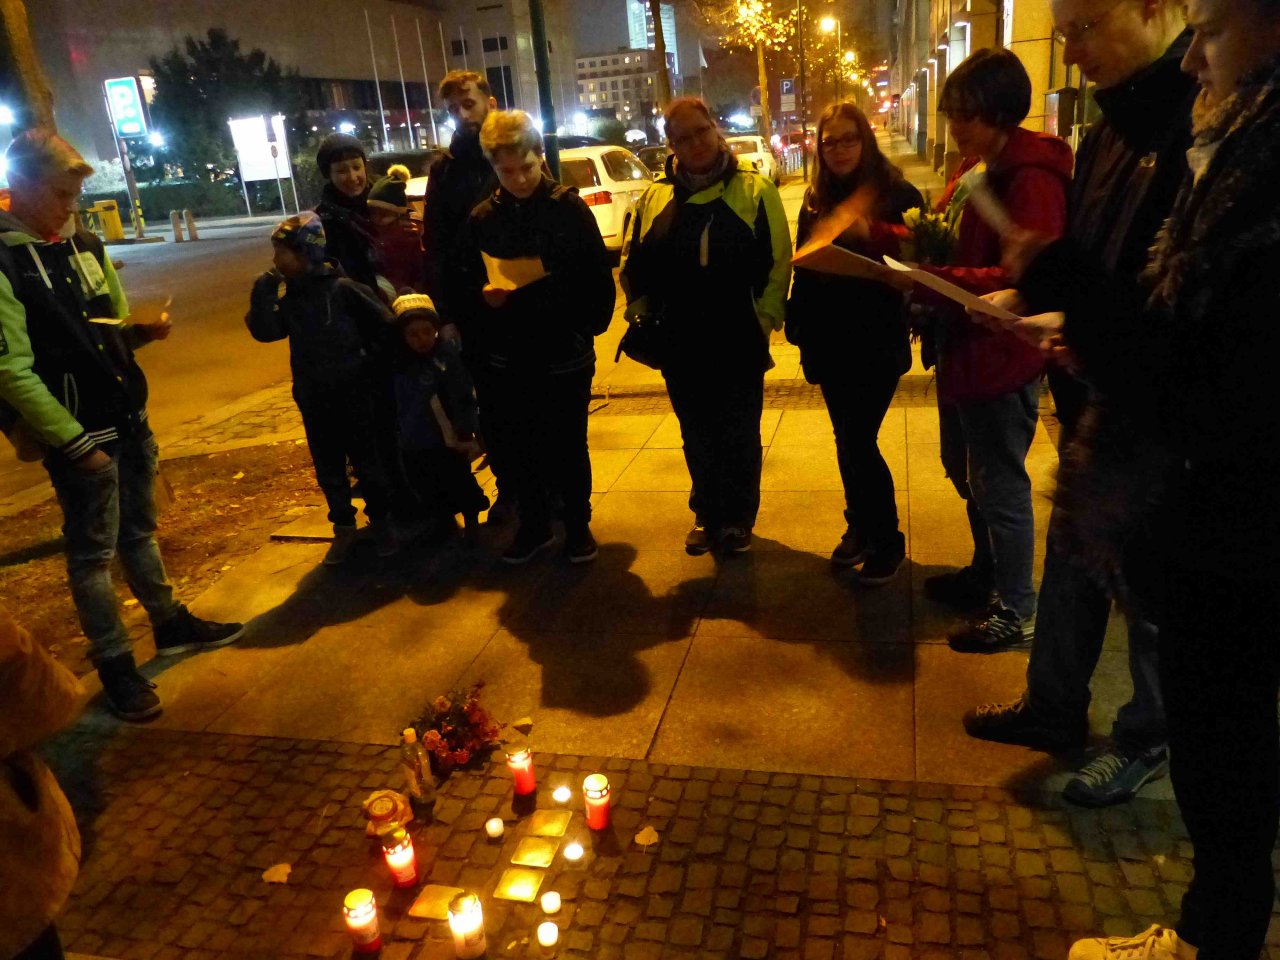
top-left (507, 746), bottom-right (537, 796)
top-left (583, 773), bottom-right (611, 830)
top-left (381, 826), bottom-right (418, 887)
top-left (343, 889), bottom-right (382, 953)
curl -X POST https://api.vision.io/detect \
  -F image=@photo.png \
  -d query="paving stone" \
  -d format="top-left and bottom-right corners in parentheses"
top-left (669, 917), bottom-right (705, 947)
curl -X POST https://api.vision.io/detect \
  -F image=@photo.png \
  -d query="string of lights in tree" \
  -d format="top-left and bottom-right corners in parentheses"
top-left (716, 0), bottom-right (796, 52)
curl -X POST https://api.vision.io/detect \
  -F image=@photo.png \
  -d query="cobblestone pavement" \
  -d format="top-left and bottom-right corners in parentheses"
top-left (48, 726), bottom-right (1225, 960)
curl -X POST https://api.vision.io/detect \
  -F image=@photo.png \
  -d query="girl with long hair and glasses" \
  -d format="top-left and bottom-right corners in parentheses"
top-left (785, 102), bottom-right (922, 584)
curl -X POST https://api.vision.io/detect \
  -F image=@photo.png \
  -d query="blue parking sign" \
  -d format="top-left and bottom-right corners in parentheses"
top-left (104, 77), bottom-right (148, 139)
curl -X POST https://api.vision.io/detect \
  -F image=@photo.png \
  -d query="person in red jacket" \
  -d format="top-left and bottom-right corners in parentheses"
top-left (908, 49), bottom-right (1072, 652)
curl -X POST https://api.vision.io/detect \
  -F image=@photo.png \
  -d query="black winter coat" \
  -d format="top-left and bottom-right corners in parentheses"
top-left (785, 178), bottom-right (921, 386)
top-left (1022, 32), bottom-right (1196, 426)
top-left (421, 131), bottom-right (497, 325)
top-left (315, 184), bottom-right (380, 295)
top-left (451, 178), bottom-right (615, 375)
top-left (245, 265), bottom-right (394, 389)
top-left (1023, 55), bottom-right (1280, 603)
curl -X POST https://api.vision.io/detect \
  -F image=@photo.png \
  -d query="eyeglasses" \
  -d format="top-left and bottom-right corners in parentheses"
top-left (821, 133), bottom-right (861, 150)
top-left (1052, 0), bottom-right (1125, 44)
top-left (670, 124), bottom-right (716, 149)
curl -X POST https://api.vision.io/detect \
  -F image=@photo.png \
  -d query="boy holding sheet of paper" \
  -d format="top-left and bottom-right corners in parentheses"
top-left (451, 110), bottom-right (616, 565)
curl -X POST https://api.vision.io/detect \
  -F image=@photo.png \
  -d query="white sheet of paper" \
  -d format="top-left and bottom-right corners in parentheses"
top-left (793, 242), bottom-right (892, 281)
top-left (482, 253), bottom-right (548, 291)
top-left (882, 255), bottom-right (1022, 322)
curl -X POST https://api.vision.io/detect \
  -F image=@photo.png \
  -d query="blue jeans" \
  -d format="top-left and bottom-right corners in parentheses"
top-left (1025, 500), bottom-right (1166, 751)
top-left (46, 428), bottom-right (181, 666)
top-left (942, 381), bottom-right (1041, 620)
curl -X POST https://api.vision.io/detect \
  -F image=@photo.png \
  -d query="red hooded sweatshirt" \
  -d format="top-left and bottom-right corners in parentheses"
top-left (924, 127), bottom-right (1074, 404)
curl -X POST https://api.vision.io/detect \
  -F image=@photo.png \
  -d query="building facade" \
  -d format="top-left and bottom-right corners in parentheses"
top-left (20, 0), bottom-right (578, 180)
top-left (574, 47), bottom-right (673, 125)
top-left (432, 0), bottom-right (577, 132)
top-left (891, 0), bottom-right (1081, 178)
top-left (626, 1), bottom-right (678, 74)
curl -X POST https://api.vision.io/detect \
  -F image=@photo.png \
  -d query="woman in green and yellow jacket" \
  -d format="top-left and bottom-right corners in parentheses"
top-left (620, 98), bottom-right (792, 556)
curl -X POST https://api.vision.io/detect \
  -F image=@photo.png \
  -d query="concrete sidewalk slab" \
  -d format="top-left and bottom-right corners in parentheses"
top-left (505, 548), bottom-right (715, 638)
top-left (697, 550), bottom-right (912, 645)
top-left (205, 611), bottom-right (497, 745)
top-left (589, 490), bottom-right (699, 550)
top-left (648, 634), bottom-right (916, 780)
top-left (760, 442), bottom-right (847, 491)
top-left (456, 628), bottom-right (693, 758)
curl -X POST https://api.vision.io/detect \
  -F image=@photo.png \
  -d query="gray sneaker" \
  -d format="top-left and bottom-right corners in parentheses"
top-left (1063, 746), bottom-right (1169, 808)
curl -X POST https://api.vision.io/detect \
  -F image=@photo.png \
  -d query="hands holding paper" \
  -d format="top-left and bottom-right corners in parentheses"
top-left (134, 295), bottom-right (174, 341)
top-left (968, 290), bottom-right (1076, 371)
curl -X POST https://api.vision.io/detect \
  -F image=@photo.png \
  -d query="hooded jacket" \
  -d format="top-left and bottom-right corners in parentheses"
top-left (0, 606), bottom-right (83, 959)
top-left (620, 153), bottom-right (793, 375)
top-left (1022, 31), bottom-right (1196, 426)
top-left (451, 176), bottom-right (615, 375)
top-left (925, 127), bottom-right (1073, 403)
top-left (245, 263), bottom-right (395, 389)
top-left (0, 204), bottom-right (149, 463)
top-left (421, 130), bottom-right (497, 326)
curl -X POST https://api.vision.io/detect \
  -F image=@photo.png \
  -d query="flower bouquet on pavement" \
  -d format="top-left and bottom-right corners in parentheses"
top-left (410, 681), bottom-right (505, 775)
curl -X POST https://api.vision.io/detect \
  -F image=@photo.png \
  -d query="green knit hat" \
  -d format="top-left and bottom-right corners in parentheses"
top-left (368, 164), bottom-right (412, 213)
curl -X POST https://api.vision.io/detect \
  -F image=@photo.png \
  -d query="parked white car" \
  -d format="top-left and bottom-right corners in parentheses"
top-left (558, 146), bottom-right (653, 253)
top-left (726, 135), bottom-right (780, 184)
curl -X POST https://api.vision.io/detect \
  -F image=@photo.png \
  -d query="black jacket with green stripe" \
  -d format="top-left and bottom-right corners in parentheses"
top-left (620, 155), bottom-right (792, 374)
top-left (0, 210), bottom-right (147, 463)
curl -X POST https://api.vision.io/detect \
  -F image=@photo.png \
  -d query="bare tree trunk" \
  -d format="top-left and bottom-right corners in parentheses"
top-left (0, 0), bottom-right (55, 131)
top-left (756, 40), bottom-right (772, 141)
top-left (649, 0), bottom-right (673, 107)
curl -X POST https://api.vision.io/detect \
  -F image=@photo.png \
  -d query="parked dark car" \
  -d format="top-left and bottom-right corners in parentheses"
top-left (636, 145), bottom-right (672, 179)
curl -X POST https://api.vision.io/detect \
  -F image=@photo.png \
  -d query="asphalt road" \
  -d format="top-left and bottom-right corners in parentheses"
top-left (0, 218), bottom-right (290, 505)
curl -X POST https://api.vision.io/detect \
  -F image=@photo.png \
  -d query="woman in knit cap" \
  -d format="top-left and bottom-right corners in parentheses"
top-left (368, 164), bottom-right (426, 296)
top-left (314, 132), bottom-right (380, 295)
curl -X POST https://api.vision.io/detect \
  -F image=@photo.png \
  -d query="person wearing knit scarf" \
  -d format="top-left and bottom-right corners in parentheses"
top-left (671, 140), bottom-right (733, 194)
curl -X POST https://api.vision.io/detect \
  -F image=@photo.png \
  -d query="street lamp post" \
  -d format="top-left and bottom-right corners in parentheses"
top-left (820, 14), bottom-right (842, 102)
top-left (796, 0), bottom-right (808, 179)
top-left (528, 0), bottom-right (560, 179)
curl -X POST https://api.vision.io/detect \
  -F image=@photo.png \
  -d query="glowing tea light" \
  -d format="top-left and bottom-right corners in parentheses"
top-left (583, 774), bottom-right (611, 830)
top-left (540, 891), bottom-right (562, 914)
top-left (537, 921), bottom-right (560, 949)
top-left (552, 785), bottom-right (572, 804)
top-left (448, 893), bottom-right (487, 959)
top-left (563, 841), bottom-right (584, 862)
top-left (380, 827), bottom-right (418, 888)
top-left (506, 746), bottom-right (537, 796)
top-left (343, 889), bottom-right (382, 954)
top-left (485, 817), bottom-right (505, 839)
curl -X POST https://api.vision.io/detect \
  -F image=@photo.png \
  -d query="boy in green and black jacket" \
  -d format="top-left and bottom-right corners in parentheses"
top-left (0, 131), bottom-right (243, 721)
